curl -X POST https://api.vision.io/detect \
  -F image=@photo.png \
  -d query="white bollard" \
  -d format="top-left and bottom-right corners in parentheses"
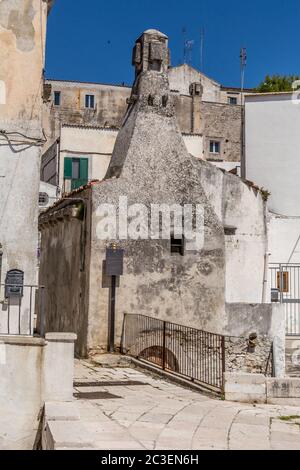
top-left (42, 333), bottom-right (77, 402)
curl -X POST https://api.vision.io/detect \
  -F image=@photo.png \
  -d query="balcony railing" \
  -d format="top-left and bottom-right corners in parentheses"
top-left (0, 284), bottom-right (45, 337)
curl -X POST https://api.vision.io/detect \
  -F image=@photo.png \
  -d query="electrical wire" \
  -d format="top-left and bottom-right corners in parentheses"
top-left (0, 130), bottom-right (46, 153)
top-left (269, 210), bottom-right (300, 220)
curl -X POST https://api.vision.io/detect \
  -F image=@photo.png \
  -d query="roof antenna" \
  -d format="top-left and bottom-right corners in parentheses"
top-left (184, 39), bottom-right (195, 66)
top-left (240, 47), bottom-right (247, 94)
top-left (182, 27), bottom-right (187, 64)
top-left (200, 26), bottom-right (205, 72)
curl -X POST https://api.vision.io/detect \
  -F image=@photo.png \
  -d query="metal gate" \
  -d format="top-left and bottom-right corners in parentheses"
top-left (269, 264), bottom-right (300, 336)
top-left (122, 314), bottom-right (226, 394)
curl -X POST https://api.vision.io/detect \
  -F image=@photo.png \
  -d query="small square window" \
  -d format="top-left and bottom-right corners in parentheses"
top-left (54, 91), bottom-right (61, 106)
top-left (228, 96), bottom-right (237, 105)
top-left (171, 235), bottom-right (185, 256)
top-left (85, 95), bottom-right (95, 109)
top-left (209, 141), bottom-right (220, 154)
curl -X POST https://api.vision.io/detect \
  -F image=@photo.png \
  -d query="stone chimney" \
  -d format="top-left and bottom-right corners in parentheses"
top-left (95, 30), bottom-right (226, 334)
top-left (132, 29), bottom-right (170, 77)
top-left (105, 29), bottom-right (175, 180)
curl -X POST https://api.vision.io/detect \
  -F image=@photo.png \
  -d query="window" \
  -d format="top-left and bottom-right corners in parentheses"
top-left (64, 157), bottom-right (89, 191)
top-left (171, 235), bottom-right (185, 256)
top-left (228, 96), bottom-right (237, 105)
top-left (72, 159), bottom-right (80, 180)
top-left (277, 271), bottom-right (289, 293)
top-left (209, 141), bottom-right (220, 154)
top-left (85, 94), bottom-right (95, 109)
top-left (54, 91), bottom-right (61, 106)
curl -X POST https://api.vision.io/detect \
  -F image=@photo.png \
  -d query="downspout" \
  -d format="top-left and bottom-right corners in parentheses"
top-left (241, 102), bottom-right (246, 179)
top-left (0, 243), bottom-right (3, 286)
top-left (262, 201), bottom-right (271, 303)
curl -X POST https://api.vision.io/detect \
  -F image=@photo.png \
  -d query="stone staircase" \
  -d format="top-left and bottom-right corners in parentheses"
top-left (286, 337), bottom-right (300, 377)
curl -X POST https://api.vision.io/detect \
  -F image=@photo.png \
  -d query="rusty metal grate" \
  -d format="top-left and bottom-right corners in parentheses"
top-left (74, 391), bottom-right (122, 400)
top-left (73, 380), bottom-right (146, 388)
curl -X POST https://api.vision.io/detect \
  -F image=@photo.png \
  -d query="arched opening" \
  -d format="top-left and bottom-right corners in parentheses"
top-left (139, 346), bottom-right (179, 372)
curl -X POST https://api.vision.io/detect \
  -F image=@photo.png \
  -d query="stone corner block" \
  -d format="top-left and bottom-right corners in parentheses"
top-left (43, 421), bottom-right (94, 450)
top-left (224, 373), bottom-right (267, 404)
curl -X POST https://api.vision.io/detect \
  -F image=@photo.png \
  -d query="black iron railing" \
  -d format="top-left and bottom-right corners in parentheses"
top-left (265, 346), bottom-right (274, 377)
top-left (122, 314), bottom-right (226, 394)
top-left (269, 263), bottom-right (300, 336)
top-left (0, 284), bottom-right (45, 336)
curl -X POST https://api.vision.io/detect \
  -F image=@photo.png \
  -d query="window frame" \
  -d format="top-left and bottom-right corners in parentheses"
top-left (209, 140), bottom-right (221, 154)
top-left (54, 91), bottom-right (61, 106)
top-left (85, 94), bottom-right (95, 109)
top-left (228, 96), bottom-right (238, 105)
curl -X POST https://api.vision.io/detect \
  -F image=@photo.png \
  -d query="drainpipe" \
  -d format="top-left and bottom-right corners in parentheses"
top-left (0, 243), bottom-right (3, 286)
top-left (241, 103), bottom-right (246, 179)
top-left (262, 203), bottom-right (271, 303)
top-left (262, 252), bottom-right (271, 303)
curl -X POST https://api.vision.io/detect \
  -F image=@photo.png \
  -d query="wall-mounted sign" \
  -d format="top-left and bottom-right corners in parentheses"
top-left (105, 249), bottom-right (124, 277)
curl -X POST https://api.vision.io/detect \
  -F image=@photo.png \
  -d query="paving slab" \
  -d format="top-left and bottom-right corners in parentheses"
top-left (69, 360), bottom-right (300, 451)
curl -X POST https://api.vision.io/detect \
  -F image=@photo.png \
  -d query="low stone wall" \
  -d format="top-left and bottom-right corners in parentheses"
top-left (0, 333), bottom-right (76, 450)
top-left (224, 372), bottom-right (300, 404)
top-left (225, 336), bottom-right (273, 375)
top-left (225, 303), bottom-right (285, 378)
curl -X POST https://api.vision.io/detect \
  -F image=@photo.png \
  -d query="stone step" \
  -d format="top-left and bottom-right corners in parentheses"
top-left (285, 338), bottom-right (300, 377)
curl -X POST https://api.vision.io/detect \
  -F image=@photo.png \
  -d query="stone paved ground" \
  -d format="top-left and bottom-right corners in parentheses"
top-left (73, 360), bottom-right (300, 450)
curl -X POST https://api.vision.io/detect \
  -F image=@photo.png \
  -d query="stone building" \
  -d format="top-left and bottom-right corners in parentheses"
top-left (0, 0), bottom-right (52, 335)
top-left (41, 46), bottom-right (253, 195)
top-left (39, 30), bottom-right (284, 371)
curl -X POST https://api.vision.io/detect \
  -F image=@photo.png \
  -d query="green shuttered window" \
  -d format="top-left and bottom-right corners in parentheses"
top-left (64, 157), bottom-right (88, 190)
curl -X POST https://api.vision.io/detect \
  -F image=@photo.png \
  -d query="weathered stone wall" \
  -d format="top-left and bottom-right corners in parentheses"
top-left (0, 0), bottom-right (49, 326)
top-left (225, 336), bottom-right (273, 375)
top-left (39, 197), bottom-right (91, 357)
top-left (225, 303), bottom-right (286, 378)
top-left (200, 101), bottom-right (242, 162)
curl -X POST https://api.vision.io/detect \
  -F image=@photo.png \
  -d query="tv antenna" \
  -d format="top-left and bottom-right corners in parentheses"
top-left (184, 39), bottom-right (195, 65)
top-left (182, 27), bottom-right (187, 64)
top-left (240, 47), bottom-right (247, 93)
top-left (200, 27), bottom-right (205, 71)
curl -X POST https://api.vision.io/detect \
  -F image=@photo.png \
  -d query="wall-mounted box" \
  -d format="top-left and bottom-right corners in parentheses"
top-left (5, 270), bottom-right (24, 298)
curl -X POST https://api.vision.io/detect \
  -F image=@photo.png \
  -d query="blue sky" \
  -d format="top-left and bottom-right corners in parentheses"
top-left (46, 0), bottom-right (300, 88)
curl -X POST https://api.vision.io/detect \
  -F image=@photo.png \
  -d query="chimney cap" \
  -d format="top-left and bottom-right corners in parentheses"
top-left (142, 29), bottom-right (168, 39)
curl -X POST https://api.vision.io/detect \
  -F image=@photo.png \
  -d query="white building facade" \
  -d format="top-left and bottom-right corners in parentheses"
top-left (244, 92), bottom-right (300, 335)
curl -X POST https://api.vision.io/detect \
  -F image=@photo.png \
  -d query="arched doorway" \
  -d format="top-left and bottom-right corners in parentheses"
top-left (139, 346), bottom-right (179, 372)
